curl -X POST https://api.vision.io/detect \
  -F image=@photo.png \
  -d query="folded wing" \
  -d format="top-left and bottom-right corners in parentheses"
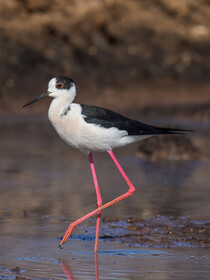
top-left (81, 105), bottom-right (189, 136)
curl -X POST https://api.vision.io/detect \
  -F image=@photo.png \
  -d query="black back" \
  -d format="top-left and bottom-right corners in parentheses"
top-left (81, 105), bottom-right (186, 136)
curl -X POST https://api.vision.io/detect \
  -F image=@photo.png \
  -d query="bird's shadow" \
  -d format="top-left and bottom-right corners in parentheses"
top-left (57, 233), bottom-right (132, 242)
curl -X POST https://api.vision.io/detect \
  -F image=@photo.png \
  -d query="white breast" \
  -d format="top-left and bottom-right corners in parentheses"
top-left (48, 102), bottom-right (82, 149)
top-left (48, 101), bottom-right (144, 154)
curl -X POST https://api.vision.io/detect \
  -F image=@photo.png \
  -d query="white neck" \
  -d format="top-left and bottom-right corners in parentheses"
top-left (48, 85), bottom-right (77, 123)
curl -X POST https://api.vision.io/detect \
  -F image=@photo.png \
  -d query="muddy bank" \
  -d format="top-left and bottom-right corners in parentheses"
top-left (1, 0), bottom-right (210, 112)
top-left (101, 216), bottom-right (210, 248)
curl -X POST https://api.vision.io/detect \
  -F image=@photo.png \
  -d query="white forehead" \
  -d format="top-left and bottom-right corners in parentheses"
top-left (48, 77), bottom-right (57, 91)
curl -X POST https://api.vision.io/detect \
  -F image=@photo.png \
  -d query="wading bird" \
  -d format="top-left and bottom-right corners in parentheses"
top-left (23, 76), bottom-right (188, 251)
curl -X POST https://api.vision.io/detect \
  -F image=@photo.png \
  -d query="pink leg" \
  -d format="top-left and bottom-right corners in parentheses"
top-left (59, 150), bottom-right (135, 250)
top-left (88, 152), bottom-right (102, 252)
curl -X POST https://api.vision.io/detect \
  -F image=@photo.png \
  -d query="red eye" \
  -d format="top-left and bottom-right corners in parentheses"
top-left (56, 83), bottom-right (63, 89)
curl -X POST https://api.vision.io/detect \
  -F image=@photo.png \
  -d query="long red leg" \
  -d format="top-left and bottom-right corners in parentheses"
top-left (59, 150), bottom-right (135, 250)
top-left (88, 152), bottom-right (102, 252)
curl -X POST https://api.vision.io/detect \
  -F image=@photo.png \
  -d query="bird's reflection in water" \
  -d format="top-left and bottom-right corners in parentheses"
top-left (61, 261), bottom-right (74, 280)
top-left (61, 253), bottom-right (99, 280)
top-left (95, 253), bottom-right (99, 280)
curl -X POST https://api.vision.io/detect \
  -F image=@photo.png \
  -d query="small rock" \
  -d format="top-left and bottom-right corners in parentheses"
top-left (11, 267), bottom-right (20, 273)
top-left (137, 135), bottom-right (201, 160)
top-left (127, 217), bottom-right (138, 223)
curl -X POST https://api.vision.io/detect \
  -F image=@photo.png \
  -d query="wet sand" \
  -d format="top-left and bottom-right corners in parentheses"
top-left (0, 115), bottom-right (210, 279)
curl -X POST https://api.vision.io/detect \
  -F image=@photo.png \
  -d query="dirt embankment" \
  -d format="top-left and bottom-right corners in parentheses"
top-left (1, 0), bottom-right (210, 112)
top-left (102, 216), bottom-right (210, 248)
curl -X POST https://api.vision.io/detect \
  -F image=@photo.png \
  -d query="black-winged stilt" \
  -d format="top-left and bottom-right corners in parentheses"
top-left (23, 76), bottom-right (188, 251)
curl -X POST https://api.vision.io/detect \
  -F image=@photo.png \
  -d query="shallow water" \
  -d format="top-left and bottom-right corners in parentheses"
top-left (1, 233), bottom-right (209, 280)
top-left (0, 115), bottom-right (210, 279)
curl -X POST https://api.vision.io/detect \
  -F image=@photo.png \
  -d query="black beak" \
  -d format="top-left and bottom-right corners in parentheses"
top-left (22, 92), bottom-right (49, 108)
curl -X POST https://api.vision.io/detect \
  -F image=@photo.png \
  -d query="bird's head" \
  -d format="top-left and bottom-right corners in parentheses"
top-left (22, 76), bottom-right (77, 108)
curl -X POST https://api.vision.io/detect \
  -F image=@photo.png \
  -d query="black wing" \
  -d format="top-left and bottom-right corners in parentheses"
top-left (80, 105), bottom-right (189, 136)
